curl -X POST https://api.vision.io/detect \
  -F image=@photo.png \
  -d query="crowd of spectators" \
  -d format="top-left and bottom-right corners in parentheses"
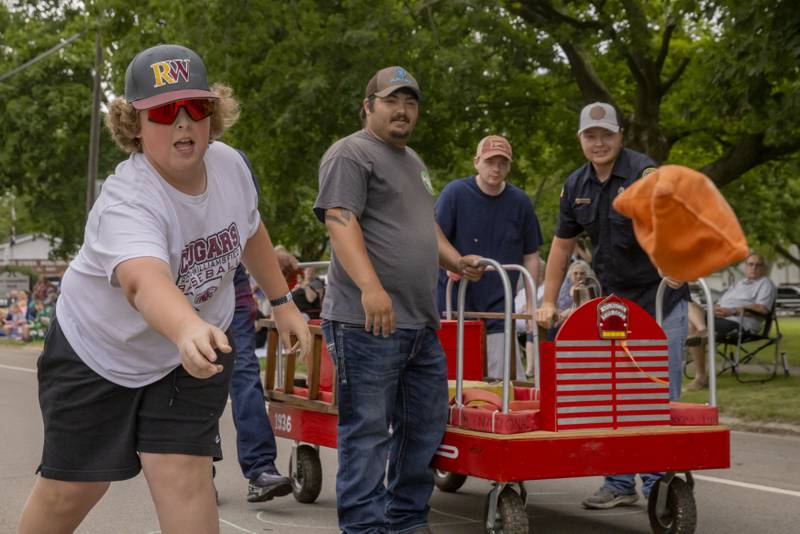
top-left (2, 275), bottom-right (59, 342)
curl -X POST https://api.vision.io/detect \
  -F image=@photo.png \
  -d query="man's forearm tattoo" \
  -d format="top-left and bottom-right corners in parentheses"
top-left (326, 209), bottom-right (352, 228)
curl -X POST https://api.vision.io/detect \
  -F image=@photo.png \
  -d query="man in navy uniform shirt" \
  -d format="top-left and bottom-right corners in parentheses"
top-left (536, 102), bottom-right (689, 509)
top-left (436, 135), bottom-right (543, 379)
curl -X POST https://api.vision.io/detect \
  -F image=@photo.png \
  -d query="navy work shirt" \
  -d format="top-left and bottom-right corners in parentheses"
top-left (556, 148), bottom-right (688, 316)
top-left (436, 176), bottom-right (543, 332)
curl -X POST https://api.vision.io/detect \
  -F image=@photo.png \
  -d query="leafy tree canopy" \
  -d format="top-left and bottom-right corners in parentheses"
top-left (1, 0), bottom-right (798, 266)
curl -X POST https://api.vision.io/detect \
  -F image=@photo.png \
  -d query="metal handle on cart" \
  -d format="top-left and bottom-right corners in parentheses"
top-left (296, 261), bottom-right (331, 271)
top-left (276, 260), bottom-right (330, 387)
top-left (501, 264), bottom-right (540, 389)
top-left (655, 278), bottom-right (717, 407)
top-left (456, 258), bottom-right (513, 413)
top-left (446, 265), bottom-right (540, 388)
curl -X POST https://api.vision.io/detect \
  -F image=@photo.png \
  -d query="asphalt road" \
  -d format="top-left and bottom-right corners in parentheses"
top-left (2, 344), bottom-right (799, 534)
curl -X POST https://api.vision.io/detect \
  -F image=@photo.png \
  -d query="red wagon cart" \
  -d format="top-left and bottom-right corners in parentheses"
top-left (261, 259), bottom-right (728, 533)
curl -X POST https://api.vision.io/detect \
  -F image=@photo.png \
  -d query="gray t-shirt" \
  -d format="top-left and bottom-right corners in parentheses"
top-left (314, 129), bottom-right (440, 329)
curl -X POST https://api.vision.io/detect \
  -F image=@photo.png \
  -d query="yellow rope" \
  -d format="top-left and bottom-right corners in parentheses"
top-left (619, 340), bottom-right (669, 385)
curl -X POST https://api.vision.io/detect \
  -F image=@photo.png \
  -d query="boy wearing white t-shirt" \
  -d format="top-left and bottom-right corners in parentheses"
top-left (18, 44), bottom-right (311, 534)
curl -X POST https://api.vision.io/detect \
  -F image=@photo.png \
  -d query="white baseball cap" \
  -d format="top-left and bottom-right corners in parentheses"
top-left (578, 102), bottom-right (620, 134)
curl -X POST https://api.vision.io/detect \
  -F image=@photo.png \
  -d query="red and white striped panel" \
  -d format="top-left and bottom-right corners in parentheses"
top-left (615, 339), bottom-right (670, 427)
top-left (554, 339), bottom-right (669, 430)
top-left (555, 339), bottom-right (615, 430)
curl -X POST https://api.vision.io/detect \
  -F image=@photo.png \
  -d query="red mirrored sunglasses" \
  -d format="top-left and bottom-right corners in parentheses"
top-left (147, 99), bottom-right (215, 125)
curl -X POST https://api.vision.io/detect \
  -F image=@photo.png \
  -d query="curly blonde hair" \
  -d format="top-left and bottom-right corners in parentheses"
top-left (105, 83), bottom-right (240, 153)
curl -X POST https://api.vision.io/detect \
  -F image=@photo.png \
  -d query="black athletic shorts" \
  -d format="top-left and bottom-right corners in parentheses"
top-left (36, 317), bottom-right (235, 482)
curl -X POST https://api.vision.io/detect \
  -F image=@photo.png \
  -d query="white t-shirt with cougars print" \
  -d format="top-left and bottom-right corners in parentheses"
top-left (56, 141), bottom-right (260, 387)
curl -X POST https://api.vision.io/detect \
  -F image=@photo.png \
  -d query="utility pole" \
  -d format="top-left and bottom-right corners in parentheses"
top-left (86, 31), bottom-right (102, 219)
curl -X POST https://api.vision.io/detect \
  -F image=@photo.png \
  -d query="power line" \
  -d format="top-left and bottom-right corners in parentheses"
top-left (0, 32), bottom-right (83, 83)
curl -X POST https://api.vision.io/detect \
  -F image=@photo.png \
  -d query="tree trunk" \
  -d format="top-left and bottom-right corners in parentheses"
top-left (775, 244), bottom-right (800, 270)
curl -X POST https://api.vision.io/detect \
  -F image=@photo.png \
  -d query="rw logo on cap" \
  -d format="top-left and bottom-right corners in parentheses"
top-left (150, 59), bottom-right (191, 88)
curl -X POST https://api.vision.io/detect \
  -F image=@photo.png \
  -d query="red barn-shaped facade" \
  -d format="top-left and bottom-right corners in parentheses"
top-left (540, 295), bottom-right (670, 431)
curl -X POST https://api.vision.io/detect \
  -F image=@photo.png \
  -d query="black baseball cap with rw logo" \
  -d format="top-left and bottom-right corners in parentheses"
top-left (124, 44), bottom-right (217, 110)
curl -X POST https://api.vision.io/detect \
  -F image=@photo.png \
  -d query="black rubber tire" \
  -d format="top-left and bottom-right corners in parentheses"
top-left (647, 477), bottom-right (697, 534)
top-left (434, 470), bottom-right (468, 493)
top-left (484, 486), bottom-right (530, 534)
top-left (288, 445), bottom-right (323, 504)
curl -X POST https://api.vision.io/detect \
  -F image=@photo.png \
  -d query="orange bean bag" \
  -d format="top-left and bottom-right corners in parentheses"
top-left (612, 165), bottom-right (748, 281)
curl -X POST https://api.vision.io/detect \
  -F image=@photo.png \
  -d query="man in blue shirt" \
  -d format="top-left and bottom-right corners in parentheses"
top-left (536, 102), bottom-right (688, 509)
top-left (436, 135), bottom-right (543, 379)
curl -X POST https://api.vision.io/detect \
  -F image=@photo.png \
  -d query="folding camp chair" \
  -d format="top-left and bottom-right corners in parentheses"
top-left (715, 305), bottom-right (790, 383)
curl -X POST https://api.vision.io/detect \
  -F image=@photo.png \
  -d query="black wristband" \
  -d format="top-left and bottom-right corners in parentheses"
top-left (269, 291), bottom-right (293, 307)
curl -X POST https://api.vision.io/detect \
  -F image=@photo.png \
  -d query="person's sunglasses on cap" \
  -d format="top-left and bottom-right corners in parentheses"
top-left (146, 99), bottom-right (215, 125)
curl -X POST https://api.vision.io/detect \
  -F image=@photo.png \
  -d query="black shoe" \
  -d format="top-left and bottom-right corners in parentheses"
top-left (246, 471), bottom-right (292, 503)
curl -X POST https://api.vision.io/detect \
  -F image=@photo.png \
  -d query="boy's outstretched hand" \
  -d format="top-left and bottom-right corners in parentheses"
top-left (176, 321), bottom-right (232, 379)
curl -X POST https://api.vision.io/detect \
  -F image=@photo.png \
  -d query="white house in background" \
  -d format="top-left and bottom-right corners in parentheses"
top-left (0, 233), bottom-right (69, 277)
top-left (770, 245), bottom-right (800, 286)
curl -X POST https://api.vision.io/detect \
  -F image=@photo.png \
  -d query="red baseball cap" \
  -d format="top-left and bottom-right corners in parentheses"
top-left (475, 135), bottom-right (512, 161)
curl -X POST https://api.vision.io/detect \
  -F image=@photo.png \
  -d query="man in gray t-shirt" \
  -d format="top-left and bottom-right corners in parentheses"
top-left (313, 66), bottom-right (482, 534)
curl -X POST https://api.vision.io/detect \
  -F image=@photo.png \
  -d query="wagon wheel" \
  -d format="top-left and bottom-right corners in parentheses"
top-left (648, 476), bottom-right (697, 534)
top-left (484, 486), bottom-right (530, 534)
top-left (288, 444), bottom-right (323, 503)
top-left (434, 470), bottom-right (468, 493)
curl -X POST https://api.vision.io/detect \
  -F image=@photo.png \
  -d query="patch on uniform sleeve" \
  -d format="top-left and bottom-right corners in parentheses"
top-left (560, 187), bottom-right (564, 199)
top-left (420, 169), bottom-right (435, 195)
top-left (640, 166), bottom-right (657, 177)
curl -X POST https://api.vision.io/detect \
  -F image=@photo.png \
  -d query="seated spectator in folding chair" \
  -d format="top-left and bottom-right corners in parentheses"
top-left (685, 253), bottom-right (777, 390)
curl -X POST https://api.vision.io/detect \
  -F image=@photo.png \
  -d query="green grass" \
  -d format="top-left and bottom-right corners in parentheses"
top-left (680, 373), bottom-right (800, 425)
top-left (681, 315), bottom-right (800, 425)
top-left (778, 316), bottom-right (800, 367)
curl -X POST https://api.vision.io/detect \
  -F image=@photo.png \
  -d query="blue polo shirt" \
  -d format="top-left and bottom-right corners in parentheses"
top-left (556, 148), bottom-right (688, 316)
top-left (435, 176), bottom-right (543, 332)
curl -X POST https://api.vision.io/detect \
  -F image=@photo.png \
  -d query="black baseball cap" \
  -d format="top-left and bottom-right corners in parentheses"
top-left (124, 44), bottom-right (217, 110)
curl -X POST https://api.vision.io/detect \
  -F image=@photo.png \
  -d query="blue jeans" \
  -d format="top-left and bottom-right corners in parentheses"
top-left (604, 299), bottom-right (688, 498)
top-left (322, 321), bottom-right (449, 534)
top-left (229, 303), bottom-right (278, 480)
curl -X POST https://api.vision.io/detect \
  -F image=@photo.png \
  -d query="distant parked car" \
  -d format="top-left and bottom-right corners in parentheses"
top-left (776, 285), bottom-right (800, 315)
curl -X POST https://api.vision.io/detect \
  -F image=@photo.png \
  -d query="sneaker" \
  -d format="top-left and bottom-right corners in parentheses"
top-left (246, 471), bottom-right (292, 503)
top-left (581, 486), bottom-right (639, 509)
